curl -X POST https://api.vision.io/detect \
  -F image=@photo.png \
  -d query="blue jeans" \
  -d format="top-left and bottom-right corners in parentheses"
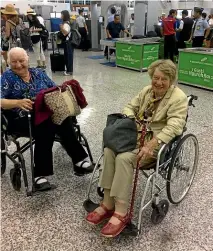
top-left (64, 40), bottom-right (74, 73)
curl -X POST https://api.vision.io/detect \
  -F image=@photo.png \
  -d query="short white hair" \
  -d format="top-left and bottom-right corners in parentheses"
top-left (7, 47), bottom-right (29, 64)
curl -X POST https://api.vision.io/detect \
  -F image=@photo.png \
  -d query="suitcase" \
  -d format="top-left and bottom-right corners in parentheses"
top-left (50, 33), bottom-right (65, 72)
top-left (50, 53), bottom-right (65, 72)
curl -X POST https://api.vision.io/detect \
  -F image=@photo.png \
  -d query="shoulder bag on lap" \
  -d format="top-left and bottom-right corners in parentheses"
top-left (103, 113), bottom-right (138, 153)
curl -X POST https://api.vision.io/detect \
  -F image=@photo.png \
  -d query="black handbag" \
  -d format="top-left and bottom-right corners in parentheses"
top-left (103, 113), bottom-right (138, 153)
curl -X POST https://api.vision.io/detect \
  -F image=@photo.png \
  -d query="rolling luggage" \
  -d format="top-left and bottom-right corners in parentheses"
top-left (50, 33), bottom-right (65, 72)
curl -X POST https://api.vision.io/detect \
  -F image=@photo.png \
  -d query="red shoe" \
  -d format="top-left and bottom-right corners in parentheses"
top-left (86, 203), bottom-right (114, 225)
top-left (101, 213), bottom-right (130, 238)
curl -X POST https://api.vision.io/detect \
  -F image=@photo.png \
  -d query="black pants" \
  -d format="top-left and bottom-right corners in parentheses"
top-left (192, 36), bottom-right (204, 48)
top-left (78, 27), bottom-right (88, 51)
top-left (164, 35), bottom-right (176, 62)
top-left (104, 46), bottom-right (116, 58)
top-left (64, 41), bottom-right (74, 73)
top-left (178, 39), bottom-right (187, 49)
top-left (7, 113), bottom-right (87, 178)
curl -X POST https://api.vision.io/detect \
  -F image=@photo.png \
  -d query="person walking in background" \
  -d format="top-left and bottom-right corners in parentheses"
top-left (161, 9), bottom-right (177, 62)
top-left (189, 7), bottom-right (210, 48)
top-left (76, 9), bottom-right (88, 51)
top-left (60, 10), bottom-right (75, 76)
top-left (177, 10), bottom-right (194, 49)
top-left (27, 9), bottom-right (46, 69)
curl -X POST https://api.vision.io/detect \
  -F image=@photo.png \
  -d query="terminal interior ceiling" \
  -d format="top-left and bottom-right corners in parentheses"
top-left (1, 0), bottom-right (213, 251)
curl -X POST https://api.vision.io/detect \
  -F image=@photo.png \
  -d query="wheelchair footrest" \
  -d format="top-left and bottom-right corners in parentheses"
top-left (83, 199), bottom-right (99, 213)
top-left (121, 222), bottom-right (138, 236)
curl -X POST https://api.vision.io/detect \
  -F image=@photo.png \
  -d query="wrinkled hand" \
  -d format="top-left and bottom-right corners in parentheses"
top-left (137, 138), bottom-right (158, 162)
top-left (17, 99), bottom-right (34, 111)
top-left (137, 146), bottom-right (154, 162)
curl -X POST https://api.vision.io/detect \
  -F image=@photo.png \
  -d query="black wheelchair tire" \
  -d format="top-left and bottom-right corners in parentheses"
top-left (151, 200), bottom-right (169, 225)
top-left (10, 165), bottom-right (22, 191)
top-left (97, 187), bottom-right (104, 198)
top-left (166, 134), bottom-right (199, 204)
top-left (1, 139), bottom-right (6, 176)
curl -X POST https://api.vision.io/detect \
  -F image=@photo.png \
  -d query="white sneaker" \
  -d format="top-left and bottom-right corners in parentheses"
top-left (64, 71), bottom-right (73, 76)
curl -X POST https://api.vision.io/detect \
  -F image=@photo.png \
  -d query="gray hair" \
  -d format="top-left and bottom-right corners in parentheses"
top-left (7, 47), bottom-right (29, 64)
top-left (148, 59), bottom-right (177, 84)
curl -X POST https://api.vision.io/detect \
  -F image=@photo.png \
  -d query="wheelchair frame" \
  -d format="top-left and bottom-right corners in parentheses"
top-left (1, 113), bottom-right (94, 196)
top-left (83, 95), bottom-right (199, 236)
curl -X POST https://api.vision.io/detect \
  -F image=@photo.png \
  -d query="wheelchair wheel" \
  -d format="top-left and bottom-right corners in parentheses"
top-left (97, 187), bottom-right (104, 198)
top-left (10, 164), bottom-right (22, 191)
top-left (151, 200), bottom-right (169, 225)
top-left (167, 134), bottom-right (199, 204)
top-left (1, 139), bottom-right (6, 176)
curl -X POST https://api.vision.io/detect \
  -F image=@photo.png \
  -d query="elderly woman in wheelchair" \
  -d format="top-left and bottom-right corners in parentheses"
top-left (0, 47), bottom-right (94, 192)
top-left (85, 60), bottom-right (199, 238)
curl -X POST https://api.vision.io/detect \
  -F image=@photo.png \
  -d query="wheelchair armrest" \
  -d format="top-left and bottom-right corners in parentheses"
top-left (159, 135), bottom-right (182, 165)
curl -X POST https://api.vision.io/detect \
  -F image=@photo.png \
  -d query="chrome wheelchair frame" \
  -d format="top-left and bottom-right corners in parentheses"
top-left (83, 95), bottom-right (199, 236)
top-left (1, 112), bottom-right (94, 196)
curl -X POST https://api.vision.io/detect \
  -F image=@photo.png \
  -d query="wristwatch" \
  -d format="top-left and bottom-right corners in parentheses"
top-left (157, 139), bottom-right (162, 145)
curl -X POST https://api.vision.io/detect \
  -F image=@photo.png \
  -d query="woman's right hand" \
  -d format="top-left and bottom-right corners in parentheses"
top-left (17, 99), bottom-right (34, 111)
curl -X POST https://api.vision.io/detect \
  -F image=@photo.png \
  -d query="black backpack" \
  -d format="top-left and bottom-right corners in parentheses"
top-left (8, 20), bottom-right (32, 50)
top-left (40, 24), bottom-right (49, 41)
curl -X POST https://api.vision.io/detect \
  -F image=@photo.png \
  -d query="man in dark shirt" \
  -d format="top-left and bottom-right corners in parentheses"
top-left (104, 14), bottom-right (131, 58)
top-left (177, 10), bottom-right (194, 49)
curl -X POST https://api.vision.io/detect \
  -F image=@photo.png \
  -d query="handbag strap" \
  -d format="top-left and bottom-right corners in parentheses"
top-left (128, 122), bottom-right (147, 221)
top-left (66, 85), bottom-right (78, 102)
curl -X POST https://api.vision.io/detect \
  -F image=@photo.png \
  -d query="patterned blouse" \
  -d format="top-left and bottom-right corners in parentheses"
top-left (0, 68), bottom-right (56, 117)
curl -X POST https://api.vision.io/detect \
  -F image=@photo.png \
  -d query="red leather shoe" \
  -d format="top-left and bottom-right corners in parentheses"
top-left (86, 203), bottom-right (114, 225)
top-left (101, 213), bottom-right (130, 238)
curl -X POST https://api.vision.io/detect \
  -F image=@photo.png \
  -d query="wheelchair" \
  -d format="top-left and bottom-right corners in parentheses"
top-left (1, 112), bottom-right (94, 196)
top-left (83, 95), bottom-right (199, 236)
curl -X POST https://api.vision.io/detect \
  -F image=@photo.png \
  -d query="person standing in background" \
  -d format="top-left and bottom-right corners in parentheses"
top-left (206, 14), bottom-right (213, 48)
top-left (202, 13), bottom-right (207, 20)
top-left (76, 9), bottom-right (88, 51)
top-left (177, 10), bottom-right (194, 49)
top-left (189, 7), bottom-right (210, 47)
top-left (108, 7), bottom-right (116, 23)
top-left (1, 7), bottom-right (8, 65)
top-left (27, 9), bottom-right (46, 69)
top-left (60, 10), bottom-right (75, 76)
top-left (161, 9), bottom-right (177, 62)
top-left (208, 14), bottom-right (213, 25)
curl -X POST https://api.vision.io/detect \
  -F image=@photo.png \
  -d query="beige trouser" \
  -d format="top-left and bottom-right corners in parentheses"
top-left (99, 147), bottom-right (158, 203)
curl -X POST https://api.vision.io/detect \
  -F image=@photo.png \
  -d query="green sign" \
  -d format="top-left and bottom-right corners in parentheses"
top-left (178, 51), bottom-right (213, 90)
top-left (142, 44), bottom-right (160, 68)
top-left (116, 42), bottom-right (142, 70)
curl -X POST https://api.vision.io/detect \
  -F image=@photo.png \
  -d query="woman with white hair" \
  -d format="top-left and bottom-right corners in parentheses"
top-left (0, 47), bottom-right (94, 191)
top-left (86, 59), bottom-right (188, 238)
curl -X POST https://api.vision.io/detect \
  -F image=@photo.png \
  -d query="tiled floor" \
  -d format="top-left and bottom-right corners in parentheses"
top-left (1, 50), bottom-right (213, 251)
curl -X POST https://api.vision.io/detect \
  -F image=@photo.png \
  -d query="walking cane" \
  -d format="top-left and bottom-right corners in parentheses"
top-left (127, 121), bottom-right (147, 226)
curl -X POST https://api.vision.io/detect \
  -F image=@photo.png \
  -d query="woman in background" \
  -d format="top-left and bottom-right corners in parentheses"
top-left (60, 10), bottom-right (75, 76)
top-left (27, 8), bottom-right (46, 69)
top-left (1, 4), bottom-right (20, 62)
